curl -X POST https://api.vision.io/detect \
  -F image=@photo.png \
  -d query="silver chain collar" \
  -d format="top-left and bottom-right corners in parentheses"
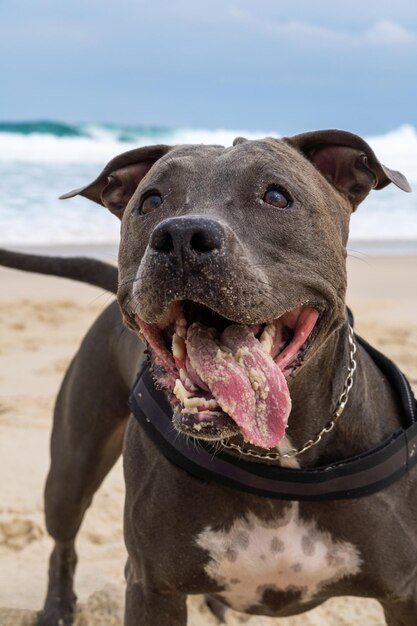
top-left (221, 324), bottom-right (357, 460)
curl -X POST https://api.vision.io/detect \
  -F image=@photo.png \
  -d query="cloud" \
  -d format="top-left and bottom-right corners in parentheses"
top-left (229, 10), bottom-right (417, 48)
top-left (364, 20), bottom-right (417, 45)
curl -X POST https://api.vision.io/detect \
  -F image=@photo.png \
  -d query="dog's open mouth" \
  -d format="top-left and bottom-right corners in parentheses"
top-left (135, 302), bottom-right (319, 449)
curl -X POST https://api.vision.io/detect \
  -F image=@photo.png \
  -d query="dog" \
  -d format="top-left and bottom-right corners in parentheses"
top-left (2, 130), bottom-right (415, 626)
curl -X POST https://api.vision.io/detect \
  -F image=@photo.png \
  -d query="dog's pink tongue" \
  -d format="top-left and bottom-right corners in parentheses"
top-left (186, 323), bottom-right (291, 448)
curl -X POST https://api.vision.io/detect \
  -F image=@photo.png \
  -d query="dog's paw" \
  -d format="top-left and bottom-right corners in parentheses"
top-left (35, 592), bottom-right (76, 626)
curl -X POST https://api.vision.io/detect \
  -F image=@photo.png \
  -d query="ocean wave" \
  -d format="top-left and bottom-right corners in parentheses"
top-left (0, 121), bottom-right (280, 165)
top-left (0, 120), bottom-right (178, 140)
top-left (0, 121), bottom-right (415, 184)
top-left (0, 120), bottom-right (87, 137)
top-left (0, 121), bottom-right (416, 246)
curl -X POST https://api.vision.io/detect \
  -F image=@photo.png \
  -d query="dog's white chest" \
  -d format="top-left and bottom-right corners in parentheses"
top-left (195, 505), bottom-right (361, 612)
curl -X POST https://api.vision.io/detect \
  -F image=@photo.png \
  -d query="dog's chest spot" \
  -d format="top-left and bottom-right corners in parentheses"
top-left (195, 506), bottom-right (361, 612)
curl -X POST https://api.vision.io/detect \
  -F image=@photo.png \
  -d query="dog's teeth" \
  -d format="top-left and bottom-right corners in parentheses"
top-left (174, 378), bottom-right (219, 412)
top-left (175, 317), bottom-right (187, 338)
top-left (172, 332), bottom-right (186, 359)
top-left (259, 323), bottom-right (276, 354)
top-left (181, 406), bottom-right (198, 414)
top-left (174, 378), bottom-right (191, 402)
top-left (179, 368), bottom-right (197, 391)
top-left (182, 396), bottom-right (219, 411)
top-left (184, 396), bottom-right (218, 410)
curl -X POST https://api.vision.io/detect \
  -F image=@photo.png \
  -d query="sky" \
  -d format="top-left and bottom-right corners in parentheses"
top-left (1, 0), bottom-right (417, 135)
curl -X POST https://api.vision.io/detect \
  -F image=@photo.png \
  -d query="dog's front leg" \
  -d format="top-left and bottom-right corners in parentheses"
top-left (124, 571), bottom-right (187, 625)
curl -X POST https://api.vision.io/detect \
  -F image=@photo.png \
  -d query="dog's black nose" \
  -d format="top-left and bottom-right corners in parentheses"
top-left (150, 217), bottom-right (225, 256)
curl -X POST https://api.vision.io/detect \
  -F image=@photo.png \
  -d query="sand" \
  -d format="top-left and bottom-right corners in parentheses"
top-left (1, 252), bottom-right (416, 626)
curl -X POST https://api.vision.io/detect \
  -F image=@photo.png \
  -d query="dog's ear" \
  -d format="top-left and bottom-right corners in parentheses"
top-left (60, 144), bottom-right (172, 218)
top-left (285, 130), bottom-right (411, 210)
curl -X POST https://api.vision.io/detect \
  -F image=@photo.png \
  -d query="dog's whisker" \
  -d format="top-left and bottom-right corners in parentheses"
top-left (124, 293), bottom-right (141, 316)
top-left (346, 247), bottom-right (370, 258)
top-left (88, 291), bottom-right (116, 306)
top-left (118, 276), bottom-right (141, 289)
top-left (346, 250), bottom-right (372, 266)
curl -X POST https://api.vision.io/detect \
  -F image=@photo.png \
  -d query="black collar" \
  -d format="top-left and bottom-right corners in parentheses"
top-left (129, 332), bottom-right (417, 501)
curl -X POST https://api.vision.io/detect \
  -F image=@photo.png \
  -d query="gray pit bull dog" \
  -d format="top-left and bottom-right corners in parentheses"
top-left (3, 130), bottom-right (415, 626)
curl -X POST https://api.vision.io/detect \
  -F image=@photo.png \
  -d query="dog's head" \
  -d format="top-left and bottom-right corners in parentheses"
top-left (62, 130), bottom-right (410, 449)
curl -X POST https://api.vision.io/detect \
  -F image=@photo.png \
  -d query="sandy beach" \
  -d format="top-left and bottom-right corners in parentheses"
top-left (0, 251), bottom-right (416, 626)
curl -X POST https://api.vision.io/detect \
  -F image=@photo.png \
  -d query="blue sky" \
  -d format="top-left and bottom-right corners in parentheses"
top-left (1, 0), bottom-right (417, 134)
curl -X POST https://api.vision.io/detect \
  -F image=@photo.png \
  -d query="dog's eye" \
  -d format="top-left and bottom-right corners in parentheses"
top-left (140, 193), bottom-right (163, 215)
top-left (263, 189), bottom-right (291, 208)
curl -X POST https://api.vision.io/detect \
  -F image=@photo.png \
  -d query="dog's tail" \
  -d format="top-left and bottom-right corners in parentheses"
top-left (0, 248), bottom-right (118, 294)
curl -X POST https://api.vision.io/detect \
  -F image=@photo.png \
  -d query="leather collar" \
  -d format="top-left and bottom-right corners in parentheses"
top-left (129, 331), bottom-right (417, 501)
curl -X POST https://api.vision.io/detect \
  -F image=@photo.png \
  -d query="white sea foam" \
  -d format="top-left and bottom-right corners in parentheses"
top-left (0, 125), bottom-right (279, 165)
top-left (0, 123), bottom-right (416, 247)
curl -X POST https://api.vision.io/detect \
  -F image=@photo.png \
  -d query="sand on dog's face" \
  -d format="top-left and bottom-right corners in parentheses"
top-left (1, 257), bottom-right (416, 625)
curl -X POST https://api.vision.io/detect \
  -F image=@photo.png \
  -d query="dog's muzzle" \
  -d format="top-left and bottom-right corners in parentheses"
top-left (135, 301), bottom-right (320, 449)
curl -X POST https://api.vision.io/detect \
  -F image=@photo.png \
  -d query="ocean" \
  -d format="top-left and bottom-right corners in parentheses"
top-left (0, 121), bottom-right (416, 252)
